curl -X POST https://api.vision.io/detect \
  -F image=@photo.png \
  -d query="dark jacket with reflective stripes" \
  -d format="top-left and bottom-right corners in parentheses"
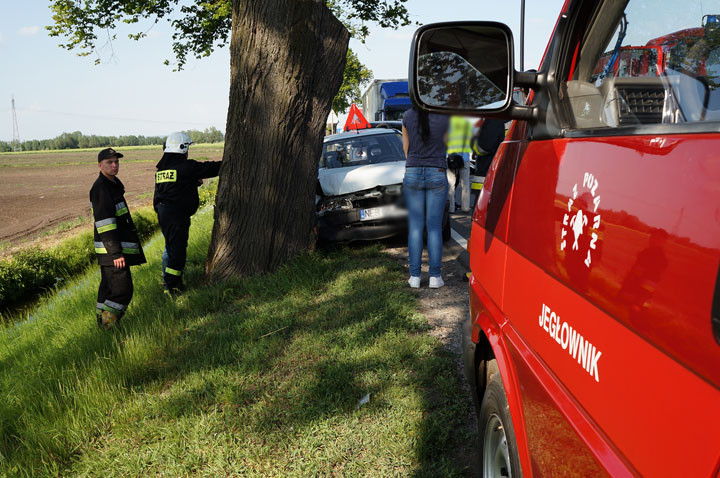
top-left (90, 173), bottom-right (147, 266)
top-left (153, 153), bottom-right (222, 217)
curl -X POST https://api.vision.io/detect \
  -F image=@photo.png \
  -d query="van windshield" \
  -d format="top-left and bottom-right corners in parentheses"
top-left (321, 132), bottom-right (405, 169)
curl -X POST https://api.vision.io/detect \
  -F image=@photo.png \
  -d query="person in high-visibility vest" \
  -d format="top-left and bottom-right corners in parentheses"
top-left (446, 116), bottom-right (473, 213)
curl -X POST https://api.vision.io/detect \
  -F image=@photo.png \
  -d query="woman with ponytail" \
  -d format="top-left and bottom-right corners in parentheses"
top-left (401, 106), bottom-right (450, 288)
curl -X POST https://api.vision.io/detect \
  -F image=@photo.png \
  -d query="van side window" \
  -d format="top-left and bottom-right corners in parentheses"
top-left (564, 1), bottom-right (720, 129)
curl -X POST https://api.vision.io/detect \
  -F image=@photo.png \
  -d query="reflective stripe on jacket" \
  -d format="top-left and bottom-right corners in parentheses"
top-left (90, 173), bottom-right (147, 267)
top-left (153, 153), bottom-right (222, 217)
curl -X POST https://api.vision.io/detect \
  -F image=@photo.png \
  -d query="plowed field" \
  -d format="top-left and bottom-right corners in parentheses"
top-left (0, 145), bottom-right (223, 251)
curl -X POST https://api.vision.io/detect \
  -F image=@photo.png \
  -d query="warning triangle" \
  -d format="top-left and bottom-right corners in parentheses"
top-left (343, 104), bottom-right (371, 131)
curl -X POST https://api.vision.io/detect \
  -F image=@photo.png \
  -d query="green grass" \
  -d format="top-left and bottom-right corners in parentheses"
top-left (0, 208), bottom-right (159, 318)
top-left (39, 217), bottom-right (88, 238)
top-left (0, 208), bottom-right (475, 476)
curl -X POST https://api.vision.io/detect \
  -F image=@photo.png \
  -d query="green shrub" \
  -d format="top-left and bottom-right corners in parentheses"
top-left (0, 219), bottom-right (133, 315)
top-left (0, 226), bottom-right (131, 315)
top-left (131, 208), bottom-right (159, 242)
top-left (0, 261), bottom-right (25, 306)
top-left (52, 230), bottom-right (95, 276)
top-left (198, 178), bottom-right (218, 207)
top-left (0, 249), bottom-right (57, 307)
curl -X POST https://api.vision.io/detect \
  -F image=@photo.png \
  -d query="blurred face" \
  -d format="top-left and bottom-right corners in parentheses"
top-left (98, 156), bottom-right (120, 179)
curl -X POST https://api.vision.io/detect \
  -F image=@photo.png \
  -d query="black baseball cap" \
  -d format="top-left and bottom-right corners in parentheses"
top-left (98, 148), bottom-right (124, 162)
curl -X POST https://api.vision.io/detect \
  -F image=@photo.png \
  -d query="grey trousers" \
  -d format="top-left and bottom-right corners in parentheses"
top-left (446, 162), bottom-right (471, 212)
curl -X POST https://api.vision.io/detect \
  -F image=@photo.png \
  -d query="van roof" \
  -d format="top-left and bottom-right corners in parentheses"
top-left (324, 128), bottom-right (400, 142)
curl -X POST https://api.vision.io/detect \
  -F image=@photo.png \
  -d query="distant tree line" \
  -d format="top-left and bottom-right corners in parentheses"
top-left (0, 127), bottom-right (224, 152)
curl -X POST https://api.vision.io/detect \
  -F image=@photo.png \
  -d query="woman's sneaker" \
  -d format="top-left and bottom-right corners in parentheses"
top-left (408, 276), bottom-right (421, 288)
top-left (429, 276), bottom-right (444, 289)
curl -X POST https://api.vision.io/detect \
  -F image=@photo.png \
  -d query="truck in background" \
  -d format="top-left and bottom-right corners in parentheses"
top-left (361, 79), bottom-right (412, 121)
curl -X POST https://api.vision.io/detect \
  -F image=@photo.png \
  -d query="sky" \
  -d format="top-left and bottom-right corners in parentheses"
top-left (0, 1), bottom-right (565, 142)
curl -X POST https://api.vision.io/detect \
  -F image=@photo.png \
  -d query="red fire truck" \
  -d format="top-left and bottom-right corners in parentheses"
top-left (592, 45), bottom-right (665, 80)
top-left (593, 24), bottom-right (716, 81)
top-left (410, 1), bottom-right (720, 476)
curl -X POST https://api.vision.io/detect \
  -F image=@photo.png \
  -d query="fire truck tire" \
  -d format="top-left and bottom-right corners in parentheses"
top-left (479, 370), bottom-right (522, 477)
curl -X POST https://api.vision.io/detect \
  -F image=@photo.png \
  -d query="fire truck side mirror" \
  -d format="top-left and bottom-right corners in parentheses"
top-left (409, 22), bottom-right (536, 121)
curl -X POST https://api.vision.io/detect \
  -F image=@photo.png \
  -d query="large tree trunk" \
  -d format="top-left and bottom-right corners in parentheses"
top-left (205, 0), bottom-right (349, 282)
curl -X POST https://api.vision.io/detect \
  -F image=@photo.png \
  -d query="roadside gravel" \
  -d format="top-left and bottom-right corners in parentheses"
top-left (385, 245), bottom-right (469, 353)
top-left (385, 241), bottom-right (480, 476)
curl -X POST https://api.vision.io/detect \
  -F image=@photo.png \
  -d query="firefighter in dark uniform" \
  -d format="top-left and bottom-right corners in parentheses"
top-left (154, 132), bottom-right (222, 294)
top-left (471, 118), bottom-right (505, 177)
top-left (91, 147), bottom-right (147, 329)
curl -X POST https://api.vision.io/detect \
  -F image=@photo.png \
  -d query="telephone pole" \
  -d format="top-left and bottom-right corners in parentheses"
top-left (520, 0), bottom-right (525, 71)
top-left (11, 95), bottom-right (21, 152)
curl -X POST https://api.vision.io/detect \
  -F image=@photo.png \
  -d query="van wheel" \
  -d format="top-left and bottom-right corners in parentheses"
top-left (479, 368), bottom-right (521, 477)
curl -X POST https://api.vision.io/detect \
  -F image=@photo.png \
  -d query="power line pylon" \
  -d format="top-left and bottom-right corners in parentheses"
top-left (11, 95), bottom-right (21, 152)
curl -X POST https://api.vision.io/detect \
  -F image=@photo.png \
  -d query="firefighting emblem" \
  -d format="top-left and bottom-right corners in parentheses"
top-left (561, 172), bottom-right (601, 268)
top-left (569, 210), bottom-right (587, 250)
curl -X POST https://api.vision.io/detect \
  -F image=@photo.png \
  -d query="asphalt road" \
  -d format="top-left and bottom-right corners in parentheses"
top-left (447, 209), bottom-right (472, 272)
top-left (445, 182), bottom-right (482, 272)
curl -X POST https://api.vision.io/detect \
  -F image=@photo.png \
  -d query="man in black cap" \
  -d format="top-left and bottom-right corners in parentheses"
top-left (90, 147), bottom-right (147, 329)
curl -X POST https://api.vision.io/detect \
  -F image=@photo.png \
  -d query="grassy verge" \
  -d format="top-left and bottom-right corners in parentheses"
top-left (0, 181), bottom-right (218, 321)
top-left (0, 208), bottom-right (158, 319)
top-left (39, 217), bottom-right (87, 238)
top-left (0, 207), bottom-right (475, 476)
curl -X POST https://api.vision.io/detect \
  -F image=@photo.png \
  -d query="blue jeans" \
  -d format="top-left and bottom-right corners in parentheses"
top-left (403, 167), bottom-right (448, 278)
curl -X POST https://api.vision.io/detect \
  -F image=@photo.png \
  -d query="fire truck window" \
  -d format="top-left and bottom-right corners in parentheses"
top-left (565, 1), bottom-right (720, 129)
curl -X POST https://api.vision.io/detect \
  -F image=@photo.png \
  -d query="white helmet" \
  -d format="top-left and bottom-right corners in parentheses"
top-left (164, 132), bottom-right (194, 154)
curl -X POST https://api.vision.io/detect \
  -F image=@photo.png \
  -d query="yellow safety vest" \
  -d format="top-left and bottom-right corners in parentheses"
top-left (447, 116), bottom-right (472, 154)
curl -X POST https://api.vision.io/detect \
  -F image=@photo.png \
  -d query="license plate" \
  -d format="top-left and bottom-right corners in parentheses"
top-left (360, 205), bottom-right (403, 221)
top-left (360, 207), bottom-right (384, 221)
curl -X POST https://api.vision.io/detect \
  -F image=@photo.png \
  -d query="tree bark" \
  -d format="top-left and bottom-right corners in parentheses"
top-left (205, 0), bottom-right (349, 282)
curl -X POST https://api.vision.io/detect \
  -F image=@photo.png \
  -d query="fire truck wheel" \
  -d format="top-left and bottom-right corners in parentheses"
top-left (479, 371), bottom-right (521, 477)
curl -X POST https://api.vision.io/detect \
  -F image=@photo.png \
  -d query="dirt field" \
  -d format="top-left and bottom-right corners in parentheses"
top-left (0, 145), bottom-right (223, 252)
